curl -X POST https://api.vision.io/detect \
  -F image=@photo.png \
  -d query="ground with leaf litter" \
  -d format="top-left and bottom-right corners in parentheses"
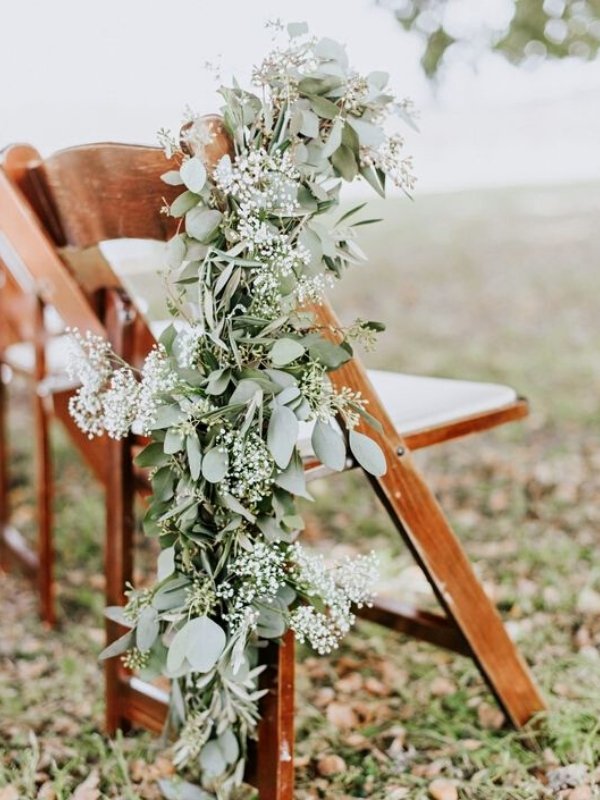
top-left (1, 182), bottom-right (600, 799)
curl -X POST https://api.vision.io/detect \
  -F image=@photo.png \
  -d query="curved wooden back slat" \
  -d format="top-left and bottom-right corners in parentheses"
top-left (34, 144), bottom-right (180, 248)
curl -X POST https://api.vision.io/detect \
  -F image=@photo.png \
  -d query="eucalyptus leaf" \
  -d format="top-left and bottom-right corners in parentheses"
top-left (331, 143), bottom-right (359, 181)
top-left (267, 405), bottom-right (298, 469)
top-left (135, 442), bottom-right (169, 469)
top-left (170, 191), bottom-right (200, 218)
top-left (270, 338), bottom-right (305, 366)
top-left (311, 419), bottom-right (346, 471)
top-left (202, 448), bottom-right (229, 483)
top-left (206, 367), bottom-right (231, 396)
top-left (308, 338), bottom-right (352, 369)
top-left (186, 208), bottom-right (223, 243)
top-left (99, 630), bottom-right (134, 661)
top-left (217, 728), bottom-right (240, 764)
top-left (186, 432), bottom-right (202, 481)
top-left (308, 94), bottom-right (340, 120)
top-left (164, 428), bottom-right (184, 454)
top-left (199, 740), bottom-right (227, 778)
top-left (274, 454), bottom-right (312, 500)
top-left (180, 157), bottom-right (207, 193)
top-left (136, 605), bottom-right (159, 652)
top-left (348, 430), bottom-right (387, 477)
top-left (256, 602), bottom-right (287, 639)
top-left (165, 235), bottom-right (187, 270)
top-left (161, 170), bottom-right (184, 186)
top-left (347, 116), bottom-right (386, 147)
top-left (104, 606), bottom-right (133, 627)
top-left (157, 546), bottom-right (175, 581)
top-left (185, 616), bottom-right (227, 672)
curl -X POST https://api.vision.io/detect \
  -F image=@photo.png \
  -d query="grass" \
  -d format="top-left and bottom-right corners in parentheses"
top-left (2, 181), bottom-right (600, 799)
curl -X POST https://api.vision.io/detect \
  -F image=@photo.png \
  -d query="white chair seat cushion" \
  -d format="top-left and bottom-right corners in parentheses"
top-left (3, 322), bottom-right (168, 375)
top-left (4, 337), bottom-right (517, 439)
top-left (298, 370), bottom-right (516, 455)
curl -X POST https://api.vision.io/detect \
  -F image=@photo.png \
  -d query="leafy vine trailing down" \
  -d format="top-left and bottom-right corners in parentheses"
top-left (67, 21), bottom-right (415, 799)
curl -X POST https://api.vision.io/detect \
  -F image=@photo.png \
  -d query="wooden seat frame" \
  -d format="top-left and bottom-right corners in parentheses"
top-left (0, 141), bottom-right (545, 799)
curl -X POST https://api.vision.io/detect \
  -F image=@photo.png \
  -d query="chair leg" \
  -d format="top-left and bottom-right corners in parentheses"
top-left (0, 363), bottom-right (9, 572)
top-left (33, 388), bottom-right (54, 625)
top-left (257, 631), bottom-right (295, 799)
top-left (315, 300), bottom-right (546, 728)
top-left (104, 288), bottom-right (136, 735)
top-left (33, 299), bottom-right (55, 626)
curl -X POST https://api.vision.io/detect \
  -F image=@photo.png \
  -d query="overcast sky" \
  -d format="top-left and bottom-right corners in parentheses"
top-left (1, 0), bottom-right (600, 193)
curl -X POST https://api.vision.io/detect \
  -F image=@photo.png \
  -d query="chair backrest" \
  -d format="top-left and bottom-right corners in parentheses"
top-left (33, 144), bottom-right (179, 249)
top-left (0, 142), bottom-right (184, 357)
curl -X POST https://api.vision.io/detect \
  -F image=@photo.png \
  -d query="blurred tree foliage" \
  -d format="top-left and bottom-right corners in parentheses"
top-left (380, 0), bottom-right (600, 76)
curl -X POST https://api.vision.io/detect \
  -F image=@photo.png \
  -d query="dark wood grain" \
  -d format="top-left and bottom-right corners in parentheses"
top-left (36, 144), bottom-right (180, 248)
top-left (33, 296), bottom-right (55, 625)
top-left (0, 138), bottom-right (546, 797)
top-left (104, 288), bottom-right (137, 735)
top-left (313, 299), bottom-right (546, 727)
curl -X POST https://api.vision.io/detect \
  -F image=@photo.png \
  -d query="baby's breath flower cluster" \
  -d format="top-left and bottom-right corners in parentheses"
top-left (218, 430), bottom-right (275, 507)
top-left (360, 133), bottom-right (416, 193)
top-left (67, 336), bottom-right (179, 439)
top-left (67, 21), bottom-right (416, 798)
top-left (289, 544), bottom-right (378, 653)
top-left (217, 539), bottom-right (287, 630)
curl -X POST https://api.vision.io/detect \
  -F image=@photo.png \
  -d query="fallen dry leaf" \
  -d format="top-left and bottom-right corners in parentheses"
top-left (326, 701), bottom-right (358, 730)
top-left (335, 672), bottom-right (363, 693)
top-left (364, 676), bottom-right (389, 696)
top-left (477, 702), bottom-right (505, 730)
top-left (430, 677), bottom-right (457, 697)
top-left (317, 754), bottom-right (347, 776)
top-left (429, 778), bottom-right (459, 800)
top-left (72, 770), bottom-right (100, 800)
top-left (567, 787), bottom-right (592, 800)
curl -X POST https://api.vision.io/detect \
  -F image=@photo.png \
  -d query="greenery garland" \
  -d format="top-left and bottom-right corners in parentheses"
top-left (68, 21), bottom-right (415, 799)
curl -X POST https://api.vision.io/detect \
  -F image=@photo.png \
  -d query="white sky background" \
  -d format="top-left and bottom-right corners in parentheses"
top-left (1, 0), bottom-right (600, 195)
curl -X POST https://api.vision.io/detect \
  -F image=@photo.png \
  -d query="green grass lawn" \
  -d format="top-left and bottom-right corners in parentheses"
top-left (1, 181), bottom-right (600, 799)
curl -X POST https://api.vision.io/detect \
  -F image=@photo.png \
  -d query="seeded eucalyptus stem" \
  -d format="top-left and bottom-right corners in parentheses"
top-left (67, 21), bottom-right (416, 799)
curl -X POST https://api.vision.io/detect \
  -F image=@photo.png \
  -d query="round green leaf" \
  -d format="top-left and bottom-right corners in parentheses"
top-left (270, 338), bottom-right (305, 367)
top-left (267, 405), bottom-right (298, 469)
top-left (180, 156), bottom-right (207, 193)
top-left (199, 740), bottom-right (227, 778)
top-left (186, 208), bottom-right (223, 243)
top-left (185, 616), bottom-right (227, 672)
top-left (311, 419), bottom-right (346, 471)
top-left (136, 605), bottom-right (159, 652)
top-left (202, 448), bottom-right (229, 483)
top-left (348, 430), bottom-right (387, 477)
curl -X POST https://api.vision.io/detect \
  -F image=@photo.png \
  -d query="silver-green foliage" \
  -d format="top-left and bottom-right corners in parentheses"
top-left (94, 22), bottom-right (415, 798)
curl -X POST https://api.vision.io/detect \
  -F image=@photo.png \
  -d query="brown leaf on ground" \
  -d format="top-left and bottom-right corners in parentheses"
top-left (335, 671), bottom-right (363, 693)
top-left (317, 754), bottom-right (347, 776)
top-left (429, 778), bottom-right (459, 800)
top-left (412, 760), bottom-right (445, 778)
top-left (364, 676), bottom-right (390, 696)
top-left (430, 676), bottom-right (457, 697)
top-left (567, 787), bottom-right (592, 800)
top-left (313, 687), bottom-right (336, 708)
top-left (37, 784), bottom-right (57, 800)
top-left (477, 701), bottom-right (506, 730)
top-left (72, 770), bottom-right (100, 800)
top-left (326, 701), bottom-right (358, 730)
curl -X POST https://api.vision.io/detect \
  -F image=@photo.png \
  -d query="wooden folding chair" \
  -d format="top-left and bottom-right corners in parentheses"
top-left (0, 141), bottom-right (546, 799)
top-left (0, 144), bottom-right (162, 625)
